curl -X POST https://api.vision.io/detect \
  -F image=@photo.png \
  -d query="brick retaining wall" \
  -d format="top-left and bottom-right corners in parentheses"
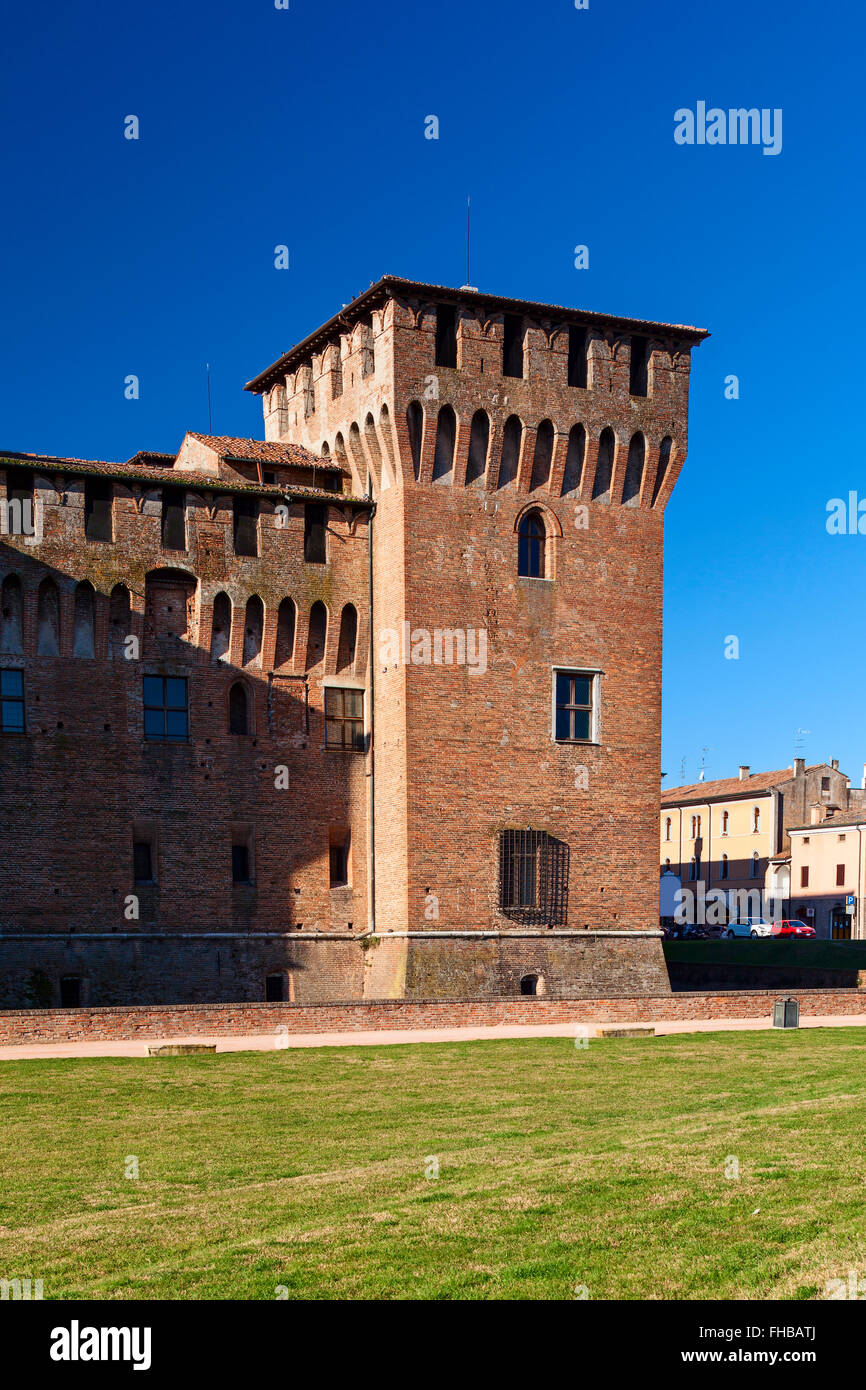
top-left (1, 988), bottom-right (864, 1045)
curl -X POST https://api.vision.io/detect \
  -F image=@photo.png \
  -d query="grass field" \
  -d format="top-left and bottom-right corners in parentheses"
top-left (2, 1029), bottom-right (866, 1300)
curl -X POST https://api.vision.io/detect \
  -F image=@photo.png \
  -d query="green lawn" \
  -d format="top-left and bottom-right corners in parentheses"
top-left (1, 1030), bottom-right (865, 1300)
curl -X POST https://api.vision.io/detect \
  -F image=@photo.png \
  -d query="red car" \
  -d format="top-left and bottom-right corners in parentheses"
top-left (770, 919), bottom-right (816, 938)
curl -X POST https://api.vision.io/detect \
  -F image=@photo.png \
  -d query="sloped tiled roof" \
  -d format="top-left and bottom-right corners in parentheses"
top-left (0, 451), bottom-right (369, 505)
top-left (662, 769), bottom-right (793, 806)
top-left (186, 434), bottom-right (343, 471)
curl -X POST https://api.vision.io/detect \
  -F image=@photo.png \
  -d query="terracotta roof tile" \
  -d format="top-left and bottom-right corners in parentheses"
top-left (662, 769), bottom-right (793, 805)
top-left (0, 451), bottom-right (369, 505)
top-left (187, 434), bottom-right (342, 470)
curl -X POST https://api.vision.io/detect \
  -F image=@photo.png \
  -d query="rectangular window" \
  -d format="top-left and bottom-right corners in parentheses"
top-left (435, 305), bottom-right (457, 368)
top-left (567, 326), bottom-right (588, 388)
top-left (0, 669), bottom-right (25, 732)
top-left (161, 487), bottom-right (187, 551)
top-left (502, 314), bottom-right (524, 379)
top-left (304, 505), bottom-right (327, 564)
top-left (324, 687), bottom-right (364, 750)
top-left (498, 828), bottom-right (569, 926)
top-left (143, 675), bottom-right (188, 742)
top-left (133, 840), bottom-right (153, 883)
top-left (232, 844), bottom-right (250, 883)
top-left (60, 977), bottom-right (82, 1008)
top-left (821, 776), bottom-right (830, 792)
top-left (801, 866), bottom-right (809, 888)
top-left (629, 336), bottom-right (649, 396)
top-left (329, 829), bottom-right (350, 886)
top-left (233, 496), bottom-right (259, 557)
top-left (265, 973), bottom-right (286, 1001)
top-left (4, 468), bottom-right (35, 536)
top-left (836, 863), bottom-right (846, 886)
top-left (554, 671), bottom-right (595, 742)
top-left (84, 479), bottom-right (114, 542)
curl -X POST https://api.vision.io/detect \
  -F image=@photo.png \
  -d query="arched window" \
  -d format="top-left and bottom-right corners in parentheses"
top-left (306, 601), bottom-right (327, 669)
top-left (652, 437), bottom-right (673, 506)
top-left (72, 581), bottom-right (95, 658)
top-left (664, 817), bottom-right (672, 842)
top-left (364, 412), bottom-right (383, 491)
top-left (336, 604), bottom-right (358, 674)
top-left (406, 402), bottom-right (423, 481)
top-left (529, 420), bottom-right (554, 491)
top-left (108, 584), bottom-right (130, 660)
top-left (432, 404), bottom-right (456, 484)
top-left (497, 415), bottom-right (522, 489)
top-left (592, 429), bottom-right (615, 502)
top-left (753, 807), bottom-right (761, 833)
top-left (622, 433), bottom-right (645, 507)
top-left (518, 510), bottom-right (546, 578)
top-left (275, 597), bottom-right (296, 669)
top-left (720, 855), bottom-right (729, 880)
top-left (0, 575), bottom-right (23, 655)
top-left (690, 816), bottom-right (697, 839)
top-left (210, 593), bottom-right (231, 661)
top-left (37, 577), bottom-right (60, 656)
top-left (379, 404), bottom-right (396, 487)
top-left (520, 974), bottom-right (541, 996)
top-left (243, 596), bottom-right (263, 667)
top-left (721, 810), bottom-right (729, 835)
top-left (561, 424), bottom-right (585, 496)
top-left (465, 410), bottom-right (490, 487)
top-left (229, 682), bottom-right (250, 735)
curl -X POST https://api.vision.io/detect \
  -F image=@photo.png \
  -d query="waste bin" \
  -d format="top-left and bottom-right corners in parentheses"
top-left (773, 997), bottom-right (800, 1029)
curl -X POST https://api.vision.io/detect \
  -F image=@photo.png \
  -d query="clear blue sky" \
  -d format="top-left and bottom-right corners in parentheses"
top-left (1, 0), bottom-right (863, 787)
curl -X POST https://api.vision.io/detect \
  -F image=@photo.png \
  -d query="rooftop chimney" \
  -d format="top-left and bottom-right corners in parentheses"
top-left (810, 804), bottom-right (825, 825)
top-left (738, 765), bottom-right (750, 781)
top-left (793, 757), bottom-right (805, 776)
top-left (831, 758), bottom-right (839, 770)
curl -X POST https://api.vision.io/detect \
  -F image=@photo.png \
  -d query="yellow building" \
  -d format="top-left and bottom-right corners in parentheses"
top-left (660, 759), bottom-right (859, 921)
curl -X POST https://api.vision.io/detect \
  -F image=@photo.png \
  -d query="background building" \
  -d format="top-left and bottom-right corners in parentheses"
top-left (660, 759), bottom-right (864, 920)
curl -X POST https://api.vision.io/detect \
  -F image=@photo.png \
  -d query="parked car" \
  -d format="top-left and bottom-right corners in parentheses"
top-left (724, 918), bottom-right (773, 939)
top-left (770, 919), bottom-right (816, 938)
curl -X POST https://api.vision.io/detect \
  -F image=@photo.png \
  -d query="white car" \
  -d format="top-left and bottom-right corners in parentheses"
top-left (725, 918), bottom-right (773, 939)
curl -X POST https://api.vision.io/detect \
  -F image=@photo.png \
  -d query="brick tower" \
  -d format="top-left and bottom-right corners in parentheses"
top-left (246, 276), bottom-right (708, 998)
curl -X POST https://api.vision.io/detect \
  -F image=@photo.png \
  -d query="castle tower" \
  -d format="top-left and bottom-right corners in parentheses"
top-left (246, 277), bottom-right (708, 999)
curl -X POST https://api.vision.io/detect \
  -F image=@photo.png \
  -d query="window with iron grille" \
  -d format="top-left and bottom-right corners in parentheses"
top-left (0, 669), bottom-right (25, 732)
top-left (324, 687), bottom-right (364, 750)
top-left (143, 675), bottom-right (188, 741)
top-left (498, 829), bottom-right (569, 926)
top-left (554, 671), bottom-right (595, 742)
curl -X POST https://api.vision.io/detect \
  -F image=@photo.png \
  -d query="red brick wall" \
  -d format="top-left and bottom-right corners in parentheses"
top-left (1, 988), bottom-right (862, 1045)
top-left (0, 472), bottom-right (372, 1007)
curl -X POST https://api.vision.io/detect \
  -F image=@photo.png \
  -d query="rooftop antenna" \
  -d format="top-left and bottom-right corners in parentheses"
top-left (680, 756), bottom-right (686, 784)
top-left (699, 746), bottom-right (708, 782)
top-left (206, 362), bottom-right (213, 435)
top-left (794, 727), bottom-right (810, 762)
top-left (461, 197), bottom-right (477, 292)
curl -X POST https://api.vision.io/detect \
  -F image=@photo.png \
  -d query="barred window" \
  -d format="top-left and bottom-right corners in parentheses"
top-left (143, 675), bottom-right (188, 742)
top-left (498, 829), bottom-right (569, 927)
top-left (0, 668), bottom-right (25, 732)
top-left (324, 687), bottom-right (364, 750)
top-left (554, 671), bottom-right (595, 742)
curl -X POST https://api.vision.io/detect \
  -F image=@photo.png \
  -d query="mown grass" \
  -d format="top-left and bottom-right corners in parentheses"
top-left (1, 1029), bottom-right (865, 1300)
